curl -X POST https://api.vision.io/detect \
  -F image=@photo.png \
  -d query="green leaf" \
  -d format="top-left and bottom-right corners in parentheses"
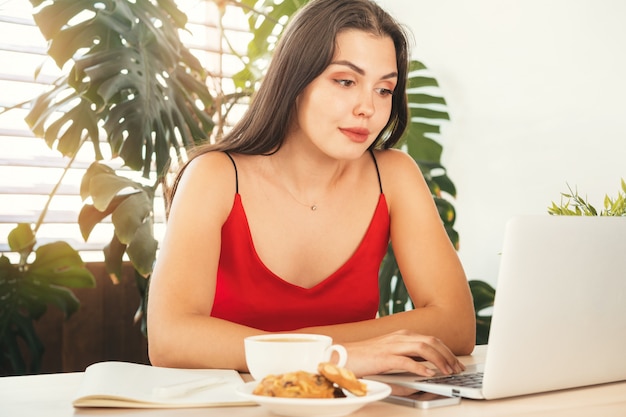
top-left (405, 132), bottom-right (443, 162)
top-left (126, 220), bottom-right (158, 277)
top-left (77, 203), bottom-right (109, 241)
top-left (233, 0), bottom-right (305, 89)
top-left (31, 0), bottom-right (97, 44)
top-left (444, 226), bottom-right (460, 250)
top-left (80, 162), bottom-right (115, 200)
top-left (391, 274), bottom-right (412, 311)
top-left (469, 280), bottom-right (495, 345)
top-left (409, 107), bottom-right (451, 121)
top-left (0, 319), bottom-right (28, 375)
top-left (7, 224), bottom-right (36, 253)
top-left (103, 235), bottom-right (126, 284)
top-left (417, 161), bottom-right (457, 198)
top-left (156, 0), bottom-right (188, 28)
top-left (407, 93), bottom-right (447, 106)
top-left (77, 194), bottom-right (128, 241)
top-left (408, 60), bottom-right (427, 72)
top-left (469, 280), bottom-right (496, 314)
top-left (407, 75), bottom-right (440, 89)
top-left (111, 193), bottom-right (154, 244)
top-left (48, 17), bottom-right (117, 69)
top-left (378, 245), bottom-right (399, 316)
top-left (19, 280), bottom-right (81, 318)
top-left (0, 313), bottom-right (45, 375)
top-left (435, 198), bottom-right (456, 226)
top-left (84, 168), bottom-right (143, 211)
top-left (24, 78), bottom-right (67, 137)
top-left (29, 242), bottom-right (96, 289)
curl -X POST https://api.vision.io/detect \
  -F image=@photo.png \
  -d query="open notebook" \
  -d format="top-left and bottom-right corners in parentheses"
top-left (72, 361), bottom-right (255, 408)
top-left (369, 215), bottom-right (626, 400)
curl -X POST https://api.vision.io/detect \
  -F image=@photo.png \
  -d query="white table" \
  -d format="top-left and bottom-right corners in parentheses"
top-left (2, 345), bottom-right (626, 417)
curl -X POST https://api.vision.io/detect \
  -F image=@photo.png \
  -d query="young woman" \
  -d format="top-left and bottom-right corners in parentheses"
top-left (147, 0), bottom-right (475, 378)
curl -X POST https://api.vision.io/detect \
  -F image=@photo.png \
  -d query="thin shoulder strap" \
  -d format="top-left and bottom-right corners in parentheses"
top-left (224, 152), bottom-right (239, 193)
top-left (369, 149), bottom-right (383, 194)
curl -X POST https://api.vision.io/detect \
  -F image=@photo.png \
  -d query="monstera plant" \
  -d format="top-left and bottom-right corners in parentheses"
top-left (25, 0), bottom-right (215, 281)
top-left (20, 0), bottom-right (492, 346)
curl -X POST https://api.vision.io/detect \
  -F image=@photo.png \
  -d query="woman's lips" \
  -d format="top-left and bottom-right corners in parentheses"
top-left (340, 127), bottom-right (370, 143)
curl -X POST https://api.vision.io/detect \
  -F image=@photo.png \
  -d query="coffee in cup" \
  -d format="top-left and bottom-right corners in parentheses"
top-left (244, 333), bottom-right (348, 380)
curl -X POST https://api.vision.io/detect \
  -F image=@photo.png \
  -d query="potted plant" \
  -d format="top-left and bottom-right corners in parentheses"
top-left (548, 179), bottom-right (626, 216)
top-left (1, 221), bottom-right (95, 375)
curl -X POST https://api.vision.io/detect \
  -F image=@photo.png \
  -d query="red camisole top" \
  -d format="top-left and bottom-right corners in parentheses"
top-left (210, 152), bottom-right (390, 331)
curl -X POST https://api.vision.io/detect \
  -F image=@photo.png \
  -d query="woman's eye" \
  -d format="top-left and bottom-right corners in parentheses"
top-left (376, 88), bottom-right (394, 96)
top-left (335, 79), bottom-right (355, 87)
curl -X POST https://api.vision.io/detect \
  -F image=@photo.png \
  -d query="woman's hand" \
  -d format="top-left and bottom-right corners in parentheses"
top-left (342, 330), bottom-right (466, 377)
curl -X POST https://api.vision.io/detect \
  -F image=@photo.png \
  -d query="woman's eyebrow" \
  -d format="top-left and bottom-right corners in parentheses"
top-left (330, 60), bottom-right (398, 80)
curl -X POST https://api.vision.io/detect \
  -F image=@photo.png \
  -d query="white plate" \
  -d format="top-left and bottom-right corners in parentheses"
top-left (236, 379), bottom-right (391, 417)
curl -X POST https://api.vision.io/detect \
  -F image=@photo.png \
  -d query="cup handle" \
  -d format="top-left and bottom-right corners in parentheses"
top-left (326, 344), bottom-right (348, 368)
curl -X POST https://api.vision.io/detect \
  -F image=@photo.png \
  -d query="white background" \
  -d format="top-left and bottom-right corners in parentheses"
top-left (377, 0), bottom-right (626, 286)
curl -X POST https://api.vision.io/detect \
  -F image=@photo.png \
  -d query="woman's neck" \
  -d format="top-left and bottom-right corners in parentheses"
top-left (267, 144), bottom-right (350, 209)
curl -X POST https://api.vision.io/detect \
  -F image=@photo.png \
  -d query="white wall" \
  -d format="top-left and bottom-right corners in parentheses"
top-left (378, 0), bottom-right (626, 286)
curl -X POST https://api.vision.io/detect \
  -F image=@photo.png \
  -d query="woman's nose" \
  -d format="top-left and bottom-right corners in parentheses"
top-left (354, 91), bottom-right (375, 117)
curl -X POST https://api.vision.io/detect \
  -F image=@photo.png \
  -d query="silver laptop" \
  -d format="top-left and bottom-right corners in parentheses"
top-left (370, 215), bottom-right (626, 399)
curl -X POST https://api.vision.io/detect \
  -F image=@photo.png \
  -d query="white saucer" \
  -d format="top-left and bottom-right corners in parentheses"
top-left (235, 379), bottom-right (391, 417)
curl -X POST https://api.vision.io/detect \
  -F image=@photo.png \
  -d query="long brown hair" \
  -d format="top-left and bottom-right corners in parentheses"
top-left (170, 0), bottom-right (411, 202)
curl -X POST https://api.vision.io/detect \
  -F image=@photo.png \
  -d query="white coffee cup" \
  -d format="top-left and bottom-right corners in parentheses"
top-left (244, 333), bottom-right (348, 380)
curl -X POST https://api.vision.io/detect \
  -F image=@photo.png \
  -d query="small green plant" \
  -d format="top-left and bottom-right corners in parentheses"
top-left (0, 224), bottom-right (95, 375)
top-left (548, 179), bottom-right (626, 216)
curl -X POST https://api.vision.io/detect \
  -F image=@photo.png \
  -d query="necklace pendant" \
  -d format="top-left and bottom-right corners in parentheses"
top-left (310, 204), bottom-right (317, 211)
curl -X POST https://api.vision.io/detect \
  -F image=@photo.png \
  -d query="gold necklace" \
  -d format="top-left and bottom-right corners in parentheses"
top-left (282, 185), bottom-right (319, 211)
top-left (269, 156), bottom-right (323, 211)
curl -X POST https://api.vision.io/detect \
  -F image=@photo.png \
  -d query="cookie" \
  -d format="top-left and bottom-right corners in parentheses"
top-left (317, 362), bottom-right (367, 396)
top-left (252, 371), bottom-right (337, 398)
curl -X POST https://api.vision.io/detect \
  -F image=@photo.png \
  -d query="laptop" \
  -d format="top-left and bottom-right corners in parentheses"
top-left (369, 215), bottom-right (626, 400)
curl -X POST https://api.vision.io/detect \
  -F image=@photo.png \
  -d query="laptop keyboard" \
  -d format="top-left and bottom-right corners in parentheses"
top-left (420, 372), bottom-right (484, 389)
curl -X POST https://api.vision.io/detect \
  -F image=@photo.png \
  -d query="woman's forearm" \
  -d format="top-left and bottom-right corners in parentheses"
top-left (148, 293), bottom-right (475, 373)
top-left (300, 305), bottom-right (476, 355)
top-left (148, 314), bottom-right (265, 371)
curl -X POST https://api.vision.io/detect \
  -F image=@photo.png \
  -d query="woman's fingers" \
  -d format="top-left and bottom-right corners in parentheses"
top-left (345, 331), bottom-right (466, 377)
top-left (417, 337), bottom-right (465, 374)
top-left (379, 332), bottom-right (463, 374)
